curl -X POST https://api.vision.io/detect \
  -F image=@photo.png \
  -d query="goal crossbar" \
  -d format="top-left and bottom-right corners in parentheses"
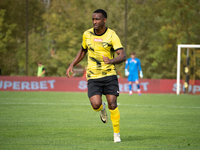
top-left (177, 44), bottom-right (200, 95)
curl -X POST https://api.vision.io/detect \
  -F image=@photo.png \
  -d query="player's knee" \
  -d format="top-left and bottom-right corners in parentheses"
top-left (91, 102), bottom-right (102, 110)
top-left (108, 101), bottom-right (117, 110)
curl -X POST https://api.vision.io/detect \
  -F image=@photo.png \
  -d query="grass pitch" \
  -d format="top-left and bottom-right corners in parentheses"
top-left (0, 91), bottom-right (200, 150)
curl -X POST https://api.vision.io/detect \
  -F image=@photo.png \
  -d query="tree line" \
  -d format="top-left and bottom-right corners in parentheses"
top-left (0, 0), bottom-right (200, 79)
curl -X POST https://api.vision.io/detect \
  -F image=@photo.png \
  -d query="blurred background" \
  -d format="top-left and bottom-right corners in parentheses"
top-left (0, 0), bottom-right (200, 79)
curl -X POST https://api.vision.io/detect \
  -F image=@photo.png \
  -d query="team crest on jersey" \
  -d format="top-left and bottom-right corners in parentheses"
top-left (93, 38), bottom-right (103, 42)
top-left (131, 59), bottom-right (137, 63)
top-left (102, 42), bottom-right (108, 48)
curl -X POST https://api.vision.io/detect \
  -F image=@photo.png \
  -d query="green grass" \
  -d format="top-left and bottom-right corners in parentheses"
top-left (0, 91), bottom-right (200, 150)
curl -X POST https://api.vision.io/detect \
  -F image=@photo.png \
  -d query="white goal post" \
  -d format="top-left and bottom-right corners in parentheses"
top-left (177, 44), bottom-right (200, 95)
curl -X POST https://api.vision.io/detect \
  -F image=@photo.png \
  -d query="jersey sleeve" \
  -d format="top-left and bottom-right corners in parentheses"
top-left (81, 32), bottom-right (87, 50)
top-left (111, 32), bottom-right (123, 51)
top-left (137, 59), bottom-right (142, 71)
top-left (125, 60), bottom-right (129, 69)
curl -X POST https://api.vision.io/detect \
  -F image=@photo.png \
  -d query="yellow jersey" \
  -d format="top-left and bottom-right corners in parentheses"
top-left (82, 27), bottom-right (123, 80)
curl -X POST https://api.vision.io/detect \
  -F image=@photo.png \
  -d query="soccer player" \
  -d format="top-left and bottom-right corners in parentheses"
top-left (66, 9), bottom-right (126, 142)
top-left (37, 62), bottom-right (45, 77)
top-left (125, 52), bottom-right (143, 95)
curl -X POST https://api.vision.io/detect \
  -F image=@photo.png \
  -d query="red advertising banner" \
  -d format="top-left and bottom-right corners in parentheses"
top-left (0, 76), bottom-right (200, 94)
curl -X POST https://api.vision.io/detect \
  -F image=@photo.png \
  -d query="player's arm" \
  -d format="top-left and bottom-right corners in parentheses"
top-left (66, 47), bottom-right (87, 78)
top-left (125, 60), bottom-right (129, 76)
top-left (102, 48), bottom-right (126, 64)
top-left (138, 59), bottom-right (143, 78)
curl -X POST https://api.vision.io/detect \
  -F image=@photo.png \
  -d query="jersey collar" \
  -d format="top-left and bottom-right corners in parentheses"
top-left (93, 27), bottom-right (108, 36)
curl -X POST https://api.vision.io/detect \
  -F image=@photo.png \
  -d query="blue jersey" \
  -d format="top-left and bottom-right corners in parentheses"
top-left (125, 58), bottom-right (142, 82)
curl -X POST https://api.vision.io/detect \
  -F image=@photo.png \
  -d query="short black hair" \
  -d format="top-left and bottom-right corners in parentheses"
top-left (93, 9), bottom-right (107, 18)
top-left (131, 52), bottom-right (136, 55)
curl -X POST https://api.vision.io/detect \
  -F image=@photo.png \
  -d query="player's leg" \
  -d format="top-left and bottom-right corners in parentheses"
top-left (128, 81), bottom-right (132, 95)
top-left (128, 74), bottom-right (133, 95)
top-left (103, 75), bottom-right (121, 142)
top-left (106, 95), bottom-right (121, 142)
top-left (135, 80), bottom-right (141, 95)
top-left (89, 95), bottom-right (103, 110)
top-left (89, 95), bottom-right (108, 123)
top-left (88, 78), bottom-right (108, 123)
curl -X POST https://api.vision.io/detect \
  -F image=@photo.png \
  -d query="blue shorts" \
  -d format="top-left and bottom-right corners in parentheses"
top-left (128, 73), bottom-right (139, 82)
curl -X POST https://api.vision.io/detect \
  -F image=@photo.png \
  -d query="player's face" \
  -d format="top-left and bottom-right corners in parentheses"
top-left (92, 13), bottom-right (107, 31)
top-left (131, 54), bottom-right (135, 59)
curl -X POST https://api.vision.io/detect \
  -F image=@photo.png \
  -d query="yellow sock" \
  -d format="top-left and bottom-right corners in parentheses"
top-left (109, 107), bottom-right (120, 133)
top-left (92, 104), bottom-right (103, 112)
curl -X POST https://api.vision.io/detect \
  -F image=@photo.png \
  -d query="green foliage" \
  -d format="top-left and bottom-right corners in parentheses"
top-left (126, 0), bottom-right (200, 79)
top-left (1, 0), bottom-right (200, 78)
top-left (0, 0), bottom-right (45, 75)
top-left (0, 9), bottom-right (17, 75)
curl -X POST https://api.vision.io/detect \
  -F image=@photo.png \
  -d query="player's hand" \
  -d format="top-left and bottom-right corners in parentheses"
top-left (140, 71), bottom-right (143, 78)
top-left (66, 65), bottom-right (74, 78)
top-left (125, 69), bottom-right (129, 76)
top-left (102, 55), bottom-right (111, 64)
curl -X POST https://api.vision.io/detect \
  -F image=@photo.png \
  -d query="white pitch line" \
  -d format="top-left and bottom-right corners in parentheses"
top-left (0, 102), bottom-right (200, 109)
top-left (0, 98), bottom-right (45, 101)
top-left (0, 103), bottom-right (91, 106)
top-left (120, 104), bottom-right (200, 109)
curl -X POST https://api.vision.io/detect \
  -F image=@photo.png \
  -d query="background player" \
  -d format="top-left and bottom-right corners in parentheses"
top-left (125, 52), bottom-right (143, 95)
top-left (66, 9), bottom-right (126, 142)
top-left (37, 62), bottom-right (45, 77)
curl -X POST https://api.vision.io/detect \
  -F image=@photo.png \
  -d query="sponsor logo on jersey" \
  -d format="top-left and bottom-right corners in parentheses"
top-left (93, 38), bottom-right (103, 42)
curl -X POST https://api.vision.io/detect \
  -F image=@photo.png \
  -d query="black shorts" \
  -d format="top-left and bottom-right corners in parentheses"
top-left (87, 75), bottom-right (119, 98)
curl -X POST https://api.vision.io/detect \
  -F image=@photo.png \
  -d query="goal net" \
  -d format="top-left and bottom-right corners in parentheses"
top-left (177, 44), bottom-right (200, 95)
